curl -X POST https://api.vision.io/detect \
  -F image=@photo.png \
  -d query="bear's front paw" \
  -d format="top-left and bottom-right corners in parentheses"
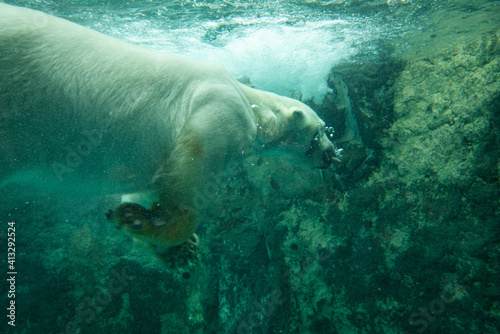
top-left (106, 202), bottom-right (200, 273)
top-left (151, 233), bottom-right (200, 272)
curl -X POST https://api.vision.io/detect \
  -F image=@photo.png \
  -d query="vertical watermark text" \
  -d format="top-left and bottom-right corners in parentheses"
top-left (6, 221), bottom-right (17, 327)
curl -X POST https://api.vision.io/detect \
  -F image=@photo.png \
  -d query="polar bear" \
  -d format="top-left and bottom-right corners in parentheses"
top-left (0, 4), bottom-right (339, 268)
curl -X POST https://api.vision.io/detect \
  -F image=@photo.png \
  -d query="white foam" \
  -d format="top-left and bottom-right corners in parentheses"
top-left (102, 18), bottom-right (371, 103)
top-left (203, 25), bottom-right (356, 103)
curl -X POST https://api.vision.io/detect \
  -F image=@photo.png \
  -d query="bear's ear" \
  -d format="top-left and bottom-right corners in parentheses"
top-left (292, 110), bottom-right (305, 123)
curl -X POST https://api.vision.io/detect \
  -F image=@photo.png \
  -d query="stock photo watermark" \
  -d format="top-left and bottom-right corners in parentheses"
top-left (6, 221), bottom-right (17, 327)
top-left (57, 267), bottom-right (135, 334)
top-left (237, 241), bottom-right (337, 334)
top-left (192, 159), bottom-right (241, 211)
top-left (401, 282), bottom-right (466, 334)
top-left (51, 127), bottom-right (107, 182)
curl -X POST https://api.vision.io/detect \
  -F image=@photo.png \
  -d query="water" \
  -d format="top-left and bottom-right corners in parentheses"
top-left (6, 1), bottom-right (497, 103)
top-left (10, 0), bottom-right (496, 103)
top-left (1, 1), bottom-right (499, 333)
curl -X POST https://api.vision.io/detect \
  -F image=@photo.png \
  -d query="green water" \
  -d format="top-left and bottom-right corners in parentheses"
top-left (0, 1), bottom-right (499, 333)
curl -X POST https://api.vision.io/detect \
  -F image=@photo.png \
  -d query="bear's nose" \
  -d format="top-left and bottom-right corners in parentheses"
top-left (320, 146), bottom-right (334, 169)
top-left (321, 144), bottom-right (342, 169)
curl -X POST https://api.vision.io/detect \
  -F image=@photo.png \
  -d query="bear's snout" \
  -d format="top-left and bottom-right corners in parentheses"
top-left (322, 146), bottom-right (335, 168)
top-left (319, 145), bottom-right (335, 169)
top-left (318, 139), bottom-right (342, 169)
top-left (306, 131), bottom-right (341, 169)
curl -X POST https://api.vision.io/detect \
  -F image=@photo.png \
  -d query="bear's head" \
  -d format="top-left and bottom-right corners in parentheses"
top-left (249, 90), bottom-right (341, 170)
top-left (286, 104), bottom-right (341, 169)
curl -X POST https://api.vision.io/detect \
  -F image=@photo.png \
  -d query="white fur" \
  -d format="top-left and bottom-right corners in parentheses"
top-left (0, 4), bottom-right (334, 210)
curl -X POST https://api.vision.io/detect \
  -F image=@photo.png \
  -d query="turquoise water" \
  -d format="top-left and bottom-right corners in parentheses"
top-left (1, 1), bottom-right (499, 334)
top-left (7, 0), bottom-right (497, 103)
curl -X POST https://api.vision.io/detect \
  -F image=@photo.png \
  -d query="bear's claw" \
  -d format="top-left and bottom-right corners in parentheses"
top-left (106, 202), bottom-right (200, 271)
top-left (151, 233), bottom-right (200, 271)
